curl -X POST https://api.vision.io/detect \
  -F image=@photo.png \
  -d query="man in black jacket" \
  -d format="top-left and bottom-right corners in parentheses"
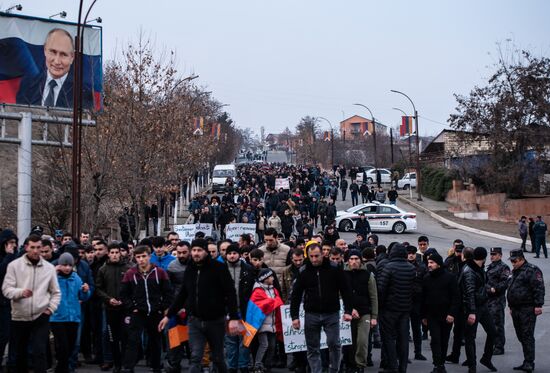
top-left (290, 243), bottom-right (352, 373)
top-left (459, 247), bottom-right (497, 373)
top-left (421, 252), bottom-right (459, 373)
top-left (355, 214), bottom-right (371, 238)
top-left (406, 246), bottom-right (427, 361)
top-left (444, 243), bottom-right (466, 364)
top-left (159, 239), bottom-right (240, 373)
top-left (350, 180), bottom-right (359, 206)
top-left (377, 244), bottom-right (415, 373)
top-left (340, 178), bottom-right (349, 201)
top-left (507, 249), bottom-right (545, 373)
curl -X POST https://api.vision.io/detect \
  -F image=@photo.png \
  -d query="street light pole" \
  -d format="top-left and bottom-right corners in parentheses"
top-left (353, 103), bottom-right (378, 170)
top-left (391, 90), bottom-right (422, 201)
top-left (392, 107), bottom-right (414, 199)
top-left (317, 116), bottom-right (334, 169)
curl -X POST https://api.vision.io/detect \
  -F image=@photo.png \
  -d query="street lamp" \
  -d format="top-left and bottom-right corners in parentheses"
top-left (391, 89), bottom-right (422, 201)
top-left (317, 116), bottom-right (334, 169)
top-left (5, 4), bottom-right (23, 12)
top-left (353, 103), bottom-right (378, 170)
top-left (49, 11), bottom-right (67, 19)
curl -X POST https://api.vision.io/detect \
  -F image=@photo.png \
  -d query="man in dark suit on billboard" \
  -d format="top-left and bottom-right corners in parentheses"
top-left (16, 28), bottom-right (93, 109)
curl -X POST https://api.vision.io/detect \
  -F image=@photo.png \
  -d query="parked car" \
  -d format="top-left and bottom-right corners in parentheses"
top-left (397, 172), bottom-right (417, 189)
top-left (356, 168), bottom-right (392, 184)
top-left (335, 202), bottom-right (417, 234)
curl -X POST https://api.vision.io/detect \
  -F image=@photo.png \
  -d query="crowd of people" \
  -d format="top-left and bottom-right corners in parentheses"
top-left (0, 163), bottom-right (546, 373)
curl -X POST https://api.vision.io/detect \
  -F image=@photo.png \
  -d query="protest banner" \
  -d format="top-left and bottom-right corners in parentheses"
top-left (280, 302), bottom-right (352, 353)
top-left (226, 223), bottom-right (256, 242)
top-left (275, 178), bottom-right (290, 190)
top-left (173, 223), bottom-right (213, 241)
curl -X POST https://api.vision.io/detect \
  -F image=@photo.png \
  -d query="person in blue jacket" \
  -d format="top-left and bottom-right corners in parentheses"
top-left (150, 236), bottom-right (175, 270)
top-left (51, 253), bottom-right (91, 373)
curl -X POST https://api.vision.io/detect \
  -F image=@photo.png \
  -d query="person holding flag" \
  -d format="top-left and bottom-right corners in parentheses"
top-left (242, 268), bottom-right (283, 373)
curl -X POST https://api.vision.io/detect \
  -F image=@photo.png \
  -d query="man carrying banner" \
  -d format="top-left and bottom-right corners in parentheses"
top-left (290, 242), bottom-right (353, 373)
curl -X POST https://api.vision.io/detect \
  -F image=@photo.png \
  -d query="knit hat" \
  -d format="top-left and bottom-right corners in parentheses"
top-left (473, 247), bottom-right (488, 260)
top-left (257, 268), bottom-right (274, 283)
top-left (58, 252), bottom-right (74, 267)
top-left (226, 243), bottom-right (241, 255)
top-left (348, 249), bottom-right (361, 259)
top-left (406, 245), bottom-right (417, 254)
top-left (427, 252), bottom-right (444, 267)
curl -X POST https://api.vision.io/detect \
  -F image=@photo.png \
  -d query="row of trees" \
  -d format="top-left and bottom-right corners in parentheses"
top-left (33, 36), bottom-right (242, 236)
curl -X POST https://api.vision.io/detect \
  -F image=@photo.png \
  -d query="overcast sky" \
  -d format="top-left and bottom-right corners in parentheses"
top-left (12, 0), bottom-right (550, 136)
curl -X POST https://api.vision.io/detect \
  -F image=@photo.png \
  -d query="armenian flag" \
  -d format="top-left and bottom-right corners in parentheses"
top-left (167, 309), bottom-right (188, 349)
top-left (400, 116), bottom-right (414, 136)
top-left (241, 285), bottom-right (283, 347)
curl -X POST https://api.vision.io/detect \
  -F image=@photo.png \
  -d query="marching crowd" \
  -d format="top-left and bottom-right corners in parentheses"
top-left (0, 163), bottom-right (546, 373)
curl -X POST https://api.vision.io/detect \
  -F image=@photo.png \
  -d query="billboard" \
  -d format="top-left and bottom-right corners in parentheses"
top-left (0, 13), bottom-right (102, 111)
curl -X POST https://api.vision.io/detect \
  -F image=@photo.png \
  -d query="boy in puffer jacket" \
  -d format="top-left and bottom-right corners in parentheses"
top-left (51, 253), bottom-right (91, 373)
top-left (252, 268), bottom-right (283, 373)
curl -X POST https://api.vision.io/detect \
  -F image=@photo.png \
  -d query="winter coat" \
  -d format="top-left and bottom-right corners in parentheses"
top-left (167, 255), bottom-right (239, 320)
top-left (421, 267), bottom-right (459, 320)
top-left (267, 215), bottom-right (282, 233)
top-left (51, 272), bottom-right (91, 323)
top-left (95, 260), bottom-right (132, 309)
top-left (259, 242), bottom-right (291, 281)
top-left (226, 260), bottom-right (256, 318)
top-left (344, 264), bottom-right (378, 318)
top-left (167, 258), bottom-right (188, 295)
top-left (253, 282), bottom-right (283, 333)
top-left (458, 260), bottom-right (488, 314)
top-left (2, 254), bottom-right (61, 321)
top-left (290, 257), bottom-right (352, 320)
top-left (150, 252), bottom-right (176, 271)
top-left (355, 218), bottom-right (371, 237)
top-left (120, 264), bottom-right (172, 315)
top-left (507, 261), bottom-right (545, 308)
top-left (0, 229), bottom-right (18, 307)
top-left (377, 248), bottom-right (415, 312)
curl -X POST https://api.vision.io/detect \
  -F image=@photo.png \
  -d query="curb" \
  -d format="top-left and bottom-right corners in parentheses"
top-left (400, 196), bottom-right (527, 246)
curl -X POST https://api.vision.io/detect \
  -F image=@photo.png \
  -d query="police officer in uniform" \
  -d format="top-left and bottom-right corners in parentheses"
top-left (485, 247), bottom-right (510, 355)
top-left (507, 249), bottom-right (545, 373)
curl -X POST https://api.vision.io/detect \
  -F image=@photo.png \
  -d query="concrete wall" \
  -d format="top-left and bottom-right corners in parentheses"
top-left (446, 180), bottom-right (550, 223)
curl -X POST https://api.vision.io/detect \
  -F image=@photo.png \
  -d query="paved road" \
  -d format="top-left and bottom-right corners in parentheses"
top-left (78, 158), bottom-right (549, 372)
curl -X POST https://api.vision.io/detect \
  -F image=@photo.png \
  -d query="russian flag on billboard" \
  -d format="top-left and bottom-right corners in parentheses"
top-left (0, 13), bottom-right (103, 111)
top-left (241, 286), bottom-right (283, 347)
top-left (400, 116), bottom-right (414, 136)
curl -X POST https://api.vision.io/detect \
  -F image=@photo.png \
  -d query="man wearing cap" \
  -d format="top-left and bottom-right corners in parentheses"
top-left (290, 242), bottom-right (353, 373)
top-left (421, 252), bottom-right (459, 373)
top-left (444, 242), bottom-right (466, 364)
top-left (507, 249), bottom-right (545, 373)
top-left (459, 247), bottom-right (497, 373)
top-left (355, 213), bottom-right (371, 239)
top-left (406, 246), bottom-right (427, 361)
top-left (485, 247), bottom-right (510, 355)
top-left (159, 238), bottom-right (240, 373)
top-left (343, 249), bottom-right (378, 372)
top-left (224, 243), bottom-right (255, 373)
top-left (532, 216), bottom-right (547, 258)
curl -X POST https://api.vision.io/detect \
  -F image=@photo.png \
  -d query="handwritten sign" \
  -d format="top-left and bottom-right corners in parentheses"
top-left (275, 178), bottom-right (290, 190)
top-left (280, 302), bottom-right (352, 353)
top-left (226, 223), bottom-right (256, 242)
top-left (173, 223), bottom-right (213, 241)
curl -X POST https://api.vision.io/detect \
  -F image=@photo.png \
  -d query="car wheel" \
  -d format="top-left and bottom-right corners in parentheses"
top-left (392, 221), bottom-right (406, 234)
top-left (367, 177), bottom-right (373, 184)
top-left (403, 184), bottom-right (409, 190)
top-left (339, 219), bottom-right (353, 232)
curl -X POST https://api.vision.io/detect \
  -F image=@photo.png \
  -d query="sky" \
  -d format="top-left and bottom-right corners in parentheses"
top-left (8, 0), bottom-right (550, 136)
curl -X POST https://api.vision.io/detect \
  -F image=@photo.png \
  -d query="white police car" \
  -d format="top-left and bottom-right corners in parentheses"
top-left (335, 202), bottom-right (417, 234)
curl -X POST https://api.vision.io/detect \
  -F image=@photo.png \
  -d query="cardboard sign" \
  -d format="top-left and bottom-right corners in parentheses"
top-left (280, 302), bottom-right (352, 353)
top-left (173, 223), bottom-right (213, 241)
top-left (226, 223), bottom-right (256, 242)
top-left (275, 178), bottom-right (290, 190)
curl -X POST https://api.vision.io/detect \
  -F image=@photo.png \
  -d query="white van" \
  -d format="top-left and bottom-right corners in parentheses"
top-left (211, 164), bottom-right (236, 193)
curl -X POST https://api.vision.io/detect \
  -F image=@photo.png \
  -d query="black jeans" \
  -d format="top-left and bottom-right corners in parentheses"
top-left (51, 322), bottom-right (79, 373)
top-left (449, 312), bottom-right (464, 358)
top-left (464, 306), bottom-right (496, 368)
top-left (188, 316), bottom-right (227, 373)
top-left (123, 311), bottom-right (163, 371)
top-left (380, 310), bottom-right (409, 373)
top-left (0, 305), bottom-right (10, 368)
top-left (106, 309), bottom-right (126, 369)
top-left (409, 304), bottom-right (422, 355)
top-left (427, 317), bottom-right (452, 367)
top-left (11, 313), bottom-right (51, 373)
top-left (351, 193), bottom-right (358, 206)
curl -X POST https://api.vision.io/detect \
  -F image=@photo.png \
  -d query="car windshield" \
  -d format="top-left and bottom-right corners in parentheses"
top-left (213, 169), bottom-right (235, 177)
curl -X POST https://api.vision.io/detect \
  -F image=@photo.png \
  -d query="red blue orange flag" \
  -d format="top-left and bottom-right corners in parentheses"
top-left (241, 285), bottom-right (283, 347)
